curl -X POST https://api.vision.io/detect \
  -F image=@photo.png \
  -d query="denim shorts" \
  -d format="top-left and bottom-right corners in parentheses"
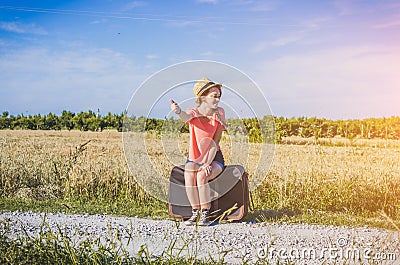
top-left (186, 150), bottom-right (225, 170)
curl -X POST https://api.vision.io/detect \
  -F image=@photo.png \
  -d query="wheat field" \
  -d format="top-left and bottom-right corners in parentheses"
top-left (1, 130), bottom-right (399, 223)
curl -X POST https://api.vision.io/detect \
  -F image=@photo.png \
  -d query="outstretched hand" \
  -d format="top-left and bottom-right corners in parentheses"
top-left (170, 98), bottom-right (181, 114)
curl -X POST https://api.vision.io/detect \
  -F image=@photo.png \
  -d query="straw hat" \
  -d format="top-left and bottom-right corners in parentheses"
top-left (193, 78), bottom-right (222, 99)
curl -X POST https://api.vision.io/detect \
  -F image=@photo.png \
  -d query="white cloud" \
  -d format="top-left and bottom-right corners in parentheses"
top-left (123, 1), bottom-right (146, 11)
top-left (333, 0), bottom-right (381, 17)
top-left (165, 20), bottom-right (200, 28)
top-left (248, 2), bottom-right (275, 12)
top-left (227, 0), bottom-right (275, 12)
top-left (146, 54), bottom-right (159, 59)
top-left (90, 18), bottom-right (108, 25)
top-left (196, 0), bottom-right (219, 4)
top-left (380, 2), bottom-right (400, 10)
top-left (253, 46), bottom-right (400, 119)
top-left (252, 35), bottom-right (302, 53)
top-left (0, 48), bottom-right (147, 114)
top-left (333, 0), bottom-right (355, 16)
top-left (199, 51), bottom-right (215, 57)
top-left (0, 39), bottom-right (9, 47)
top-left (0, 21), bottom-right (47, 35)
top-left (0, 22), bottom-right (24, 33)
top-left (197, 51), bottom-right (224, 59)
top-left (372, 19), bottom-right (400, 29)
top-left (299, 16), bottom-right (332, 30)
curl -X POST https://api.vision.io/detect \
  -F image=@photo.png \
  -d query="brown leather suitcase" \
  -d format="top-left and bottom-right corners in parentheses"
top-left (168, 165), bottom-right (249, 222)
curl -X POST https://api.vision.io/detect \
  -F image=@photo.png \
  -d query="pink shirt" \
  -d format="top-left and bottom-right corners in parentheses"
top-left (186, 107), bottom-right (226, 162)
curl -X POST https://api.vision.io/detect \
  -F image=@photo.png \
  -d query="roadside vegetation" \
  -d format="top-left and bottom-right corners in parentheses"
top-left (0, 215), bottom-right (226, 265)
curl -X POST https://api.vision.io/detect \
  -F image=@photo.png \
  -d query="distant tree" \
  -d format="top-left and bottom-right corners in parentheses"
top-left (72, 112), bottom-right (86, 131)
top-left (0, 109), bottom-right (399, 140)
top-left (43, 113), bottom-right (60, 130)
top-left (0, 111), bottom-right (10, 129)
top-left (99, 112), bottom-right (113, 131)
top-left (12, 114), bottom-right (29, 129)
top-left (115, 112), bottom-right (126, 132)
top-left (31, 114), bottom-right (44, 130)
top-left (60, 110), bottom-right (75, 130)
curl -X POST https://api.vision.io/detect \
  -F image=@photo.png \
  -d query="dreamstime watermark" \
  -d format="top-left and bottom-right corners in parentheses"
top-left (256, 237), bottom-right (397, 262)
top-left (122, 60), bottom-right (276, 203)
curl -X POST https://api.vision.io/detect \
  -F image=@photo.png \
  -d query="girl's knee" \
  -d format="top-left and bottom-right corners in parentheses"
top-left (185, 162), bottom-right (199, 173)
top-left (184, 168), bottom-right (196, 185)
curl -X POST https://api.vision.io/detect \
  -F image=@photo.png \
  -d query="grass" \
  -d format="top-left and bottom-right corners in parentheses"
top-left (0, 197), bottom-right (169, 219)
top-left (280, 135), bottom-right (400, 148)
top-left (1, 129), bottom-right (400, 230)
top-left (0, 216), bottom-right (223, 265)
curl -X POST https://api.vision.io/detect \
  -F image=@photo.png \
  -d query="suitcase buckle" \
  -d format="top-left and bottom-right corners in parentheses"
top-left (233, 166), bottom-right (242, 180)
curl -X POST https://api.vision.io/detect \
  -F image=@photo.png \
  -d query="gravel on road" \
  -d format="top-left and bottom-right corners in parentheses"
top-left (1, 211), bottom-right (399, 264)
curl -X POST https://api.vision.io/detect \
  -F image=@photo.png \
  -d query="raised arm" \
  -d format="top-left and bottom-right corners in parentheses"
top-left (170, 98), bottom-right (192, 123)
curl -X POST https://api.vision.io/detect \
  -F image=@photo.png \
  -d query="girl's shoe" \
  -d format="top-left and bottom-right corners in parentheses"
top-left (184, 209), bottom-right (199, 226)
top-left (198, 209), bottom-right (211, 226)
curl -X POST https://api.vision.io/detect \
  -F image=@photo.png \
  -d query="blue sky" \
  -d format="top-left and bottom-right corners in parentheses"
top-left (0, 0), bottom-right (399, 119)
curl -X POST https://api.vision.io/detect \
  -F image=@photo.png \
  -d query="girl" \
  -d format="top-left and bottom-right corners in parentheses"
top-left (170, 78), bottom-right (226, 226)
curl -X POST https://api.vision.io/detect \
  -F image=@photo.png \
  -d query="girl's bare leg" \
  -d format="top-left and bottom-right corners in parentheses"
top-left (184, 163), bottom-right (200, 209)
top-left (197, 161), bottom-right (223, 210)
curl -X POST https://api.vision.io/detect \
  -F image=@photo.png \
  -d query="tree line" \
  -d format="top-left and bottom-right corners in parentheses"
top-left (0, 110), bottom-right (125, 132)
top-left (1, 111), bottom-right (399, 142)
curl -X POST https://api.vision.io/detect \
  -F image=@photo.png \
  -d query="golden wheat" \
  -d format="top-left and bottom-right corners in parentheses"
top-left (1, 130), bottom-right (399, 220)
